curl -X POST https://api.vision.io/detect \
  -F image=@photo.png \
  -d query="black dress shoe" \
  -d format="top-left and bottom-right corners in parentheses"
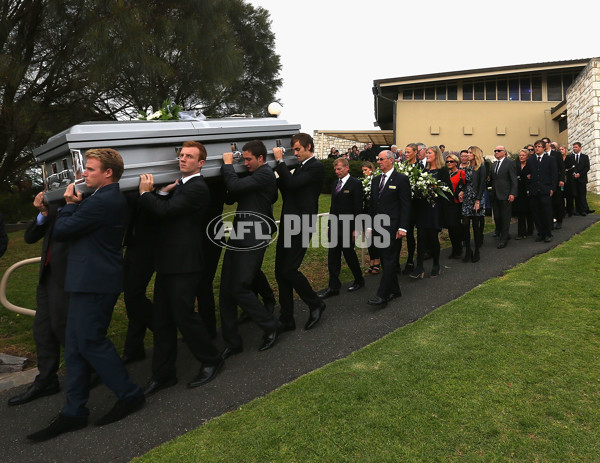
top-left (471, 250), bottom-right (480, 263)
top-left (142, 377), bottom-right (177, 396)
top-left (8, 381), bottom-right (60, 406)
top-left (94, 394), bottom-right (145, 426)
top-left (431, 265), bottom-right (441, 277)
top-left (367, 296), bottom-right (387, 307)
top-left (318, 288), bottom-right (339, 299)
top-left (347, 280), bottom-right (365, 292)
top-left (220, 346), bottom-right (243, 360)
top-left (544, 236), bottom-right (553, 243)
top-left (27, 413), bottom-right (88, 442)
top-left (304, 302), bottom-right (326, 330)
top-left (121, 350), bottom-right (146, 365)
top-left (497, 241), bottom-right (507, 249)
top-left (258, 329), bottom-right (278, 351)
top-left (187, 360), bottom-right (224, 388)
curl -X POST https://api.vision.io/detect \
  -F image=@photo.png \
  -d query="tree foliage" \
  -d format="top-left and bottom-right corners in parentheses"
top-left (0, 0), bottom-right (281, 191)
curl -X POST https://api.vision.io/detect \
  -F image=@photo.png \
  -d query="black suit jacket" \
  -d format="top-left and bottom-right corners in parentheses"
top-left (24, 203), bottom-right (70, 286)
top-left (548, 150), bottom-right (565, 186)
top-left (275, 157), bottom-right (324, 229)
top-left (369, 169), bottom-right (411, 234)
top-left (570, 152), bottom-right (590, 184)
top-left (221, 163), bottom-right (277, 247)
top-left (54, 183), bottom-right (127, 294)
top-left (329, 175), bottom-right (363, 235)
top-left (491, 158), bottom-right (518, 201)
top-left (526, 154), bottom-right (558, 197)
top-left (139, 175), bottom-right (210, 274)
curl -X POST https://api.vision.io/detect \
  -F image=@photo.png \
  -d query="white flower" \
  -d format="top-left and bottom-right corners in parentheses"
top-left (147, 110), bottom-right (163, 120)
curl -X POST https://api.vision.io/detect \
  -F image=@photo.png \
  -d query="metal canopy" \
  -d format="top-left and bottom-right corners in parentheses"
top-left (317, 130), bottom-right (394, 146)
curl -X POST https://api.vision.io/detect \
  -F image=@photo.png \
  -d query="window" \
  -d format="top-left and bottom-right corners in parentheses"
top-left (497, 80), bottom-right (507, 100)
top-left (425, 87), bottom-right (435, 100)
top-left (462, 83), bottom-right (473, 100)
top-left (413, 87), bottom-right (424, 100)
top-left (402, 88), bottom-right (412, 100)
top-left (547, 74), bottom-right (563, 101)
top-left (520, 77), bottom-right (531, 101)
top-left (474, 82), bottom-right (484, 100)
top-left (436, 86), bottom-right (446, 100)
top-left (509, 79), bottom-right (519, 101)
top-left (485, 81), bottom-right (496, 100)
top-left (448, 85), bottom-right (457, 100)
top-left (532, 77), bottom-right (542, 101)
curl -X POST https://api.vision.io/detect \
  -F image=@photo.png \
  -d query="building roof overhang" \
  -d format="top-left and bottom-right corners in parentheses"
top-left (316, 130), bottom-right (394, 146)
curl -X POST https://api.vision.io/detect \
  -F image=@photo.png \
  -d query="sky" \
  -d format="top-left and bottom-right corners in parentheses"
top-left (247, 0), bottom-right (600, 135)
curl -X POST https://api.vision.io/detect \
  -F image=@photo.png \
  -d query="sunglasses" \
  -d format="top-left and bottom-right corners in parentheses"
top-left (446, 160), bottom-right (455, 164)
top-left (494, 149), bottom-right (504, 153)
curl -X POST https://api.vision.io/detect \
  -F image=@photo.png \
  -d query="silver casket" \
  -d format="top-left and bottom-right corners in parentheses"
top-left (33, 117), bottom-right (301, 202)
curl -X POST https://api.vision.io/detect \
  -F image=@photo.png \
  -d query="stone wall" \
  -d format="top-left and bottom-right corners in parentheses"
top-left (567, 58), bottom-right (600, 193)
top-left (313, 132), bottom-right (367, 160)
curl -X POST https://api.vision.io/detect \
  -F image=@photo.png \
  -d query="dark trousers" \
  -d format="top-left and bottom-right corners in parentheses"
top-left (123, 245), bottom-right (154, 357)
top-left (152, 272), bottom-right (220, 382)
top-left (528, 194), bottom-right (553, 238)
top-left (220, 247), bottom-right (278, 349)
top-left (404, 220), bottom-right (416, 264)
top-left (253, 270), bottom-right (276, 305)
top-left (375, 231), bottom-right (402, 298)
top-left (196, 237), bottom-right (224, 338)
top-left (564, 179), bottom-right (575, 215)
top-left (492, 199), bottom-right (512, 241)
top-left (517, 211), bottom-right (534, 237)
top-left (33, 268), bottom-right (69, 386)
top-left (573, 181), bottom-right (590, 214)
top-left (62, 292), bottom-right (141, 417)
top-left (416, 227), bottom-right (440, 269)
top-left (275, 233), bottom-right (320, 323)
top-left (462, 216), bottom-right (484, 256)
top-left (327, 234), bottom-right (363, 290)
top-left (551, 187), bottom-right (565, 223)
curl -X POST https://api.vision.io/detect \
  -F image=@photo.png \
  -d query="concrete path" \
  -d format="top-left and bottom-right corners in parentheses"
top-left (0, 214), bottom-right (597, 463)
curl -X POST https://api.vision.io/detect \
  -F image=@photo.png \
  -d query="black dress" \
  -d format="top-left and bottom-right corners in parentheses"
top-left (415, 167), bottom-right (452, 230)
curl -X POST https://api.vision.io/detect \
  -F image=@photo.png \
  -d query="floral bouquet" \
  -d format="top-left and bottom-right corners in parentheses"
top-left (137, 99), bottom-right (183, 121)
top-left (362, 162), bottom-right (452, 206)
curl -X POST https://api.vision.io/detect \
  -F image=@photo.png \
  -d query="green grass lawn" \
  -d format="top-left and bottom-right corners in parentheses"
top-left (135, 213), bottom-right (600, 462)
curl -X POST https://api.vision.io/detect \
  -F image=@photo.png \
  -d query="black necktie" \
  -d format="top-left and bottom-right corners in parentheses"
top-left (576, 154), bottom-right (579, 165)
top-left (494, 162), bottom-right (500, 176)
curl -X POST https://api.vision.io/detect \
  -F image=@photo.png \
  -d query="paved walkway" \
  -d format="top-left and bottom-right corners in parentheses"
top-left (0, 214), bottom-right (597, 463)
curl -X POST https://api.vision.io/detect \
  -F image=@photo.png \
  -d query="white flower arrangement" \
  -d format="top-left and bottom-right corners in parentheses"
top-left (137, 99), bottom-right (183, 121)
top-left (361, 161), bottom-right (452, 206)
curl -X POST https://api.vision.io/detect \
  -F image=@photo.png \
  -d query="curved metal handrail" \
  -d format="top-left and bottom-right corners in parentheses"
top-left (0, 257), bottom-right (41, 317)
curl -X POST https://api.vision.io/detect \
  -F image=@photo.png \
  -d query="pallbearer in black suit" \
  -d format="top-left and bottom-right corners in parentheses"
top-left (274, 133), bottom-right (325, 331)
top-left (526, 140), bottom-right (558, 243)
top-left (570, 142), bottom-right (592, 216)
top-left (319, 158), bottom-right (365, 299)
top-left (8, 193), bottom-right (69, 407)
top-left (490, 146), bottom-right (517, 249)
top-left (219, 140), bottom-right (282, 358)
top-left (367, 150), bottom-right (411, 307)
top-left (28, 149), bottom-right (144, 442)
top-left (138, 141), bottom-right (222, 396)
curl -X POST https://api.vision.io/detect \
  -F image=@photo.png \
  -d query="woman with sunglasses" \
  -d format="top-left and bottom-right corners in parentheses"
top-left (514, 148), bottom-right (534, 239)
top-left (445, 154), bottom-right (465, 258)
top-left (461, 146), bottom-right (487, 263)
